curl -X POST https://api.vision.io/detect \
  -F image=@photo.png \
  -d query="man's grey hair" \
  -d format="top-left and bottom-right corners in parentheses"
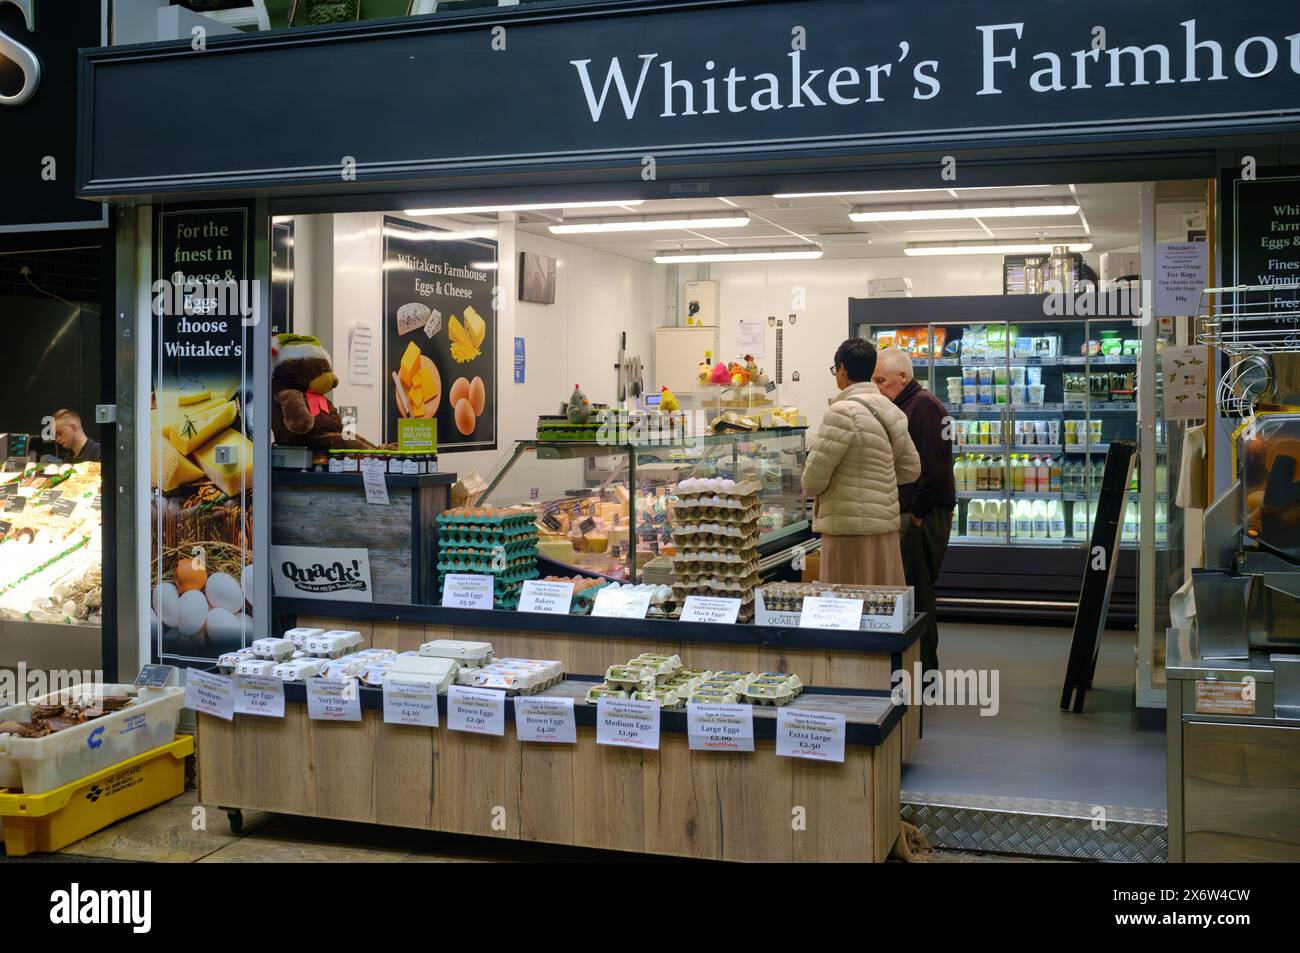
top-left (877, 348), bottom-right (914, 380)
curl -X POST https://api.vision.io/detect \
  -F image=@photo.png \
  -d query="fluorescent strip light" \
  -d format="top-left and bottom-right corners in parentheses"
top-left (403, 199), bottom-right (644, 216)
top-left (850, 201), bottom-right (1079, 222)
top-left (654, 246), bottom-right (823, 264)
top-left (550, 214), bottom-right (750, 235)
top-left (774, 185), bottom-right (1050, 199)
top-left (904, 240), bottom-right (1093, 257)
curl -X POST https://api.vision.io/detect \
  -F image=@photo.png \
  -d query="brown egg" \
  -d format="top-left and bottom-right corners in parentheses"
top-left (454, 397), bottom-right (476, 436)
top-left (469, 376), bottom-right (486, 416)
top-left (449, 377), bottom-right (471, 408)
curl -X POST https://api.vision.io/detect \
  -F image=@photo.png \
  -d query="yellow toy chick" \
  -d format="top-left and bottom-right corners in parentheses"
top-left (659, 385), bottom-right (680, 414)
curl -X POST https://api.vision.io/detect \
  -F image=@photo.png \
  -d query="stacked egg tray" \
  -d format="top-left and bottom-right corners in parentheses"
top-left (436, 508), bottom-right (539, 610)
top-left (583, 653), bottom-right (805, 708)
top-left (754, 582), bottom-right (915, 633)
top-left (669, 479), bottom-right (763, 622)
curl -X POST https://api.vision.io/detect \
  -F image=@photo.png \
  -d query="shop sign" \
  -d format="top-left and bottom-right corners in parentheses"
top-left (80, 2), bottom-right (1300, 198)
top-left (383, 676), bottom-right (440, 728)
top-left (270, 545), bottom-right (373, 602)
top-left (687, 703), bottom-right (754, 752)
top-left (514, 695), bottom-right (576, 744)
top-left (596, 697), bottom-right (661, 750)
top-left (1, 0), bottom-right (106, 230)
top-left (775, 708), bottom-right (845, 763)
top-left (233, 674), bottom-right (285, 719)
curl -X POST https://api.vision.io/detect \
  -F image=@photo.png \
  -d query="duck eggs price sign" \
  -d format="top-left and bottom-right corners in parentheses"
top-left (776, 708), bottom-right (846, 763)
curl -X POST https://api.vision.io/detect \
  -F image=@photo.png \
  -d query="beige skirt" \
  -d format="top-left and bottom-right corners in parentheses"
top-left (820, 532), bottom-right (906, 587)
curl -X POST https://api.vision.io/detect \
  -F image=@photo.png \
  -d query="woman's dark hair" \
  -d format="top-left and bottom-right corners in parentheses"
top-left (834, 338), bottom-right (877, 383)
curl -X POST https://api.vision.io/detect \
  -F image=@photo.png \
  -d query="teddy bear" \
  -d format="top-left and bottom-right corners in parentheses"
top-left (271, 333), bottom-right (373, 450)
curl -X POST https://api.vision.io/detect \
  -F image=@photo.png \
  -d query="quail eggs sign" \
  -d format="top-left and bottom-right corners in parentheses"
top-left (382, 217), bottom-right (497, 452)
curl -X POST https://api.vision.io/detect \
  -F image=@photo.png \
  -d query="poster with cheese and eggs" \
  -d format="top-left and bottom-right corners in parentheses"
top-left (150, 206), bottom-right (257, 663)
top-left (382, 217), bottom-right (497, 451)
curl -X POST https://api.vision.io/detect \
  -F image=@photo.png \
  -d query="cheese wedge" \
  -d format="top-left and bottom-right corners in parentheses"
top-left (399, 342), bottom-right (421, 389)
top-left (167, 400), bottom-right (238, 456)
top-left (192, 428), bottom-right (254, 496)
top-left (408, 383), bottom-right (424, 407)
top-left (152, 440), bottom-right (204, 491)
top-left (418, 364), bottom-right (437, 398)
top-left (177, 389), bottom-right (212, 406)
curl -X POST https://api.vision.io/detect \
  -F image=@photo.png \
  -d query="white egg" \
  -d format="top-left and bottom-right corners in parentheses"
top-left (234, 611), bottom-right (254, 640)
top-left (149, 610), bottom-right (160, 640)
top-left (178, 589), bottom-right (210, 636)
top-left (205, 607), bottom-right (242, 644)
top-left (153, 582), bottom-right (180, 628)
top-left (241, 564), bottom-right (253, 606)
top-left (205, 572), bottom-right (245, 613)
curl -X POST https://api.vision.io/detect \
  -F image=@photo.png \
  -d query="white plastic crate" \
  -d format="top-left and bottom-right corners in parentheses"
top-left (0, 684), bottom-right (184, 795)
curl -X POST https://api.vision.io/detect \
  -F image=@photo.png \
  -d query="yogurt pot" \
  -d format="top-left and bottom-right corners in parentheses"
top-left (1028, 384), bottom-right (1046, 406)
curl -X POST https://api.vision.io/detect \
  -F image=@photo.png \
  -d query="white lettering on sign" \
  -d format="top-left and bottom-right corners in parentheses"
top-left (514, 695), bottom-right (577, 743)
top-left (596, 696), bottom-right (660, 750)
top-left (518, 579), bottom-right (575, 615)
top-left (441, 573), bottom-right (495, 611)
top-left (775, 707), bottom-right (846, 763)
top-left (383, 676), bottom-right (440, 727)
top-left (687, 702), bottom-right (754, 752)
top-left (447, 685), bottom-right (505, 736)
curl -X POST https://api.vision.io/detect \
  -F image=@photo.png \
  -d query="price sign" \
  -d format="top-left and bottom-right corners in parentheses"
top-left (50, 498), bottom-right (78, 518)
top-left (441, 573), bottom-right (494, 611)
top-left (798, 596), bottom-right (864, 631)
top-left (680, 595), bottom-right (741, 625)
top-left (591, 587), bottom-right (652, 619)
top-left (578, 516), bottom-right (597, 535)
top-left (597, 697), bottom-right (660, 750)
top-left (41, 490), bottom-right (62, 504)
top-left (543, 501), bottom-right (560, 516)
top-left (0, 483), bottom-right (15, 498)
top-left (519, 579), bottom-right (574, 615)
top-left (514, 696), bottom-right (576, 744)
top-left (687, 703), bottom-right (755, 752)
top-left (0, 520), bottom-right (10, 538)
top-left (184, 670), bottom-right (234, 721)
top-left (383, 676), bottom-right (440, 727)
top-left (4, 495), bottom-right (26, 514)
top-left (134, 664), bottom-right (177, 689)
top-left (306, 677), bottom-right (362, 722)
top-left (541, 513), bottom-right (562, 532)
top-left (234, 675), bottom-right (285, 718)
top-left (765, 380), bottom-right (777, 393)
top-left (447, 685), bottom-right (505, 735)
top-left (1, 459), bottom-right (24, 473)
top-left (775, 708), bottom-right (846, 763)
top-left (360, 457), bottom-right (390, 506)
top-left (529, 486), bottom-right (539, 500)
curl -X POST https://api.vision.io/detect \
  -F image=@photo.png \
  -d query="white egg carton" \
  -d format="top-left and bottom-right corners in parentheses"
top-left (418, 639), bottom-right (494, 667)
top-left (304, 630), bottom-right (364, 659)
top-left (470, 658), bottom-right (565, 696)
top-left (321, 657), bottom-right (368, 682)
top-left (273, 658), bottom-right (330, 682)
top-left (673, 478), bottom-right (762, 498)
top-left (284, 626), bottom-right (324, 647)
top-left (217, 649), bottom-right (256, 672)
top-left (235, 659), bottom-right (278, 678)
top-left (252, 637), bottom-right (296, 662)
top-left (387, 655), bottom-right (459, 693)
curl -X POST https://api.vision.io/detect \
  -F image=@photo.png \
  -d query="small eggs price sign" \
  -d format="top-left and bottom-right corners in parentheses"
top-left (441, 573), bottom-right (494, 611)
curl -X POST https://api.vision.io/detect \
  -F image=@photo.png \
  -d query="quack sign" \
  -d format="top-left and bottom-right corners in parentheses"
top-left (271, 546), bottom-right (373, 602)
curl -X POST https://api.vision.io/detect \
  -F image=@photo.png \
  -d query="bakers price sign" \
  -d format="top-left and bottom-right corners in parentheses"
top-left (0, 0), bottom-right (106, 231)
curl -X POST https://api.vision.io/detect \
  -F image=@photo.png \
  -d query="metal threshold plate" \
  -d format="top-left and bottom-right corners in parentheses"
top-left (903, 790), bottom-right (1167, 863)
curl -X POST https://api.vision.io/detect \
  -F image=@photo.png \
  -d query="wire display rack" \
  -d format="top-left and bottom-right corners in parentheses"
top-left (1196, 283), bottom-right (1300, 355)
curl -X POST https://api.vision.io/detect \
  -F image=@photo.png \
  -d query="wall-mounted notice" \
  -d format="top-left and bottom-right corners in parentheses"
top-left (348, 324), bottom-right (375, 385)
top-left (1161, 345), bottom-right (1210, 421)
top-left (151, 204), bottom-right (256, 665)
top-left (383, 217), bottom-right (497, 451)
top-left (1154, 242), bottom-right (1209, 318)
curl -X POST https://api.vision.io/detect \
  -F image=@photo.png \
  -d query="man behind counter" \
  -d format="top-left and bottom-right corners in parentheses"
top-left (873, 349), bottom-right (955, 674)
top-left (52, 409), bottom-right (102, 463)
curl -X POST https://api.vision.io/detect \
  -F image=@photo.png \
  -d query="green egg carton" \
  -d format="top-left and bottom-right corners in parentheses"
top-left (438, 528), bottom-right (540, 547)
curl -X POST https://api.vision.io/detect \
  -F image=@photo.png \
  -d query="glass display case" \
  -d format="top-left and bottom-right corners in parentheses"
top-left (479, 427), bottom-right (810, 582)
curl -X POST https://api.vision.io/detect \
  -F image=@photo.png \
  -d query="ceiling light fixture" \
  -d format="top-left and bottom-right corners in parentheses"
top-left (403, 199), bottom-right (644, 216)
top-left (773, 185), bottom-right (1053, 199)
top-left (904, 239), bottom-right (1094, 257)
top-left (850, 200), bottom-right (1079, 222)
top-left (654, 246), bottom-right (823, 264)
top-left (550, 213), bottom-right (750, 235)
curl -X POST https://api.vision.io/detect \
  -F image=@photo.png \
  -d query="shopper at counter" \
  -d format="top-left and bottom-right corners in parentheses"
top-left (802, 338), bottom-right (920, 586)
top-left (874, 349), bottom-right (955, 673)
top-left (52, 409), bottom-right (101, 463)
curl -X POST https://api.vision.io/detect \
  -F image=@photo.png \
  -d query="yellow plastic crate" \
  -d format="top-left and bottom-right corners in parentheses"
top-left (0, 735), bottom-right (193, 857)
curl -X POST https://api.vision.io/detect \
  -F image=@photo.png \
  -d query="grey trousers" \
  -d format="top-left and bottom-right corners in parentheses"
top-left (900, 508), bottom-right (953, 673)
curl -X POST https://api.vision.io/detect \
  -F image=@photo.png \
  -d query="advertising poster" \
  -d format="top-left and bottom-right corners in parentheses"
top-left (382, 216), bottom-right (496, 451)
top-left (151, 205), bottom-right (256, 663)
top-left (1230, 171), bottom-right (1300, 340)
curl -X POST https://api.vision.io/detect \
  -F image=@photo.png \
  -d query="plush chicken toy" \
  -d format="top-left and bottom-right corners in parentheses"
top-left (658, 386), bottom-right (680, 414)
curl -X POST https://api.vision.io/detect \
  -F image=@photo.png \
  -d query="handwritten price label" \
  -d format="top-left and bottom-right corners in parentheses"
top-left (447, 685), bottom-right (505, 736)
top-left (514, 696), bottom-right (576, 744)
top-left (687, 703), bottom-right (754, 752)
top-left (775, 708), bottom-right (845, 763)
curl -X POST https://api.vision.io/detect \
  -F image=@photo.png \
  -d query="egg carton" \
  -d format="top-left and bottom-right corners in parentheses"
top-left (470, 658), bottom-right (565, 696)
top-left (584, 685), bottom-right (630, 704)
top-left (418, 638), bottom-right (495, 666)
top-left (436, 554), bottom-right (537, 574)
top-left (672, 549), bottom-right (755, 566)
top-left (672, 493), bottom-right (761, 511)
top-left (673, 578), bottom-right (758, 596)
top-left (437, 510), bottom-right (537, 530)
top-left (673, 564), bottom-right (760, 583)
top-left (252, 637), bottom-right (295, 662)
top-left (673, 478), bottom-right (763, 498)
top-left (438, 529), bottom-right (539, 548)
top-left (283, 627), bottom-right (323, 648)
top-left (668, 506), bottom-right (762, 524)
top-left (217, 648), bottom-right (256, 672)
top-left (630, 687), bottom-right (685, 709)
top-left (235, 659), bottom-right (278, 677)
top-left (671, 522), bottom-right (761, 540)
top-left (437, 566), bottom-right (539, 589)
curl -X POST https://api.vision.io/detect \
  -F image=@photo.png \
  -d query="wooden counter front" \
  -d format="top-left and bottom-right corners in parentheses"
top-left (196, 681), bottom-right (902, 863)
